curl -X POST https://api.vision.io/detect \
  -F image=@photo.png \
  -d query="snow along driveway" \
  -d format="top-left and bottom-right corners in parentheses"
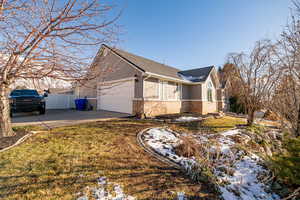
top-left (141, 128), bottom-right (280, 200)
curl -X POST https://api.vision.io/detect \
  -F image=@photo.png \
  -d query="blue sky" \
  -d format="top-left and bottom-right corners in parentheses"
top-left (112, 0), bottom-right (291, 70)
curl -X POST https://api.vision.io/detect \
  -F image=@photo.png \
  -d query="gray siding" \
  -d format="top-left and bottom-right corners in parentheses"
top-left (76, 79), bottom-right (97, 98)
top-left (190, 85), bottom-right (202, 99)
top-left (134, 74), bottom-right (143, 98)
top-left (182, 84), bottom-right (191, 99)
top-left (95, 47), bottom-right (144, 98)
top-left (97, 49), bottom-right (142, 82)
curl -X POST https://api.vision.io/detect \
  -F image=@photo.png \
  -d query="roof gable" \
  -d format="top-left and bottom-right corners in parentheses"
top-left (206, 67), bottom-right (220, 88)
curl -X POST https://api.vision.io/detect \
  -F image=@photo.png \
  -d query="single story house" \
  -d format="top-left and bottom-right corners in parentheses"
top-left (75, 44), bottom-right (226, 116)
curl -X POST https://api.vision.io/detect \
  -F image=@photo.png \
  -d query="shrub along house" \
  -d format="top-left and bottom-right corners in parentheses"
top-left (75, 44), bottom-right (226, 117)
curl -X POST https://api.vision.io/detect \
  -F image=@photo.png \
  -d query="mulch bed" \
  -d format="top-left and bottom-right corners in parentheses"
top-left (0, 131), bottom-right (28, 150)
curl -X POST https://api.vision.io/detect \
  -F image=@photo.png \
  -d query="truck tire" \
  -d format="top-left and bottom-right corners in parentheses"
top-left (39, 107), bottom-right (46, 115)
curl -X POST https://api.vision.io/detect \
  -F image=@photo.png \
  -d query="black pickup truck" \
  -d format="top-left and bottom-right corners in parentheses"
top-left (9, 89), bottom-right (46, 117)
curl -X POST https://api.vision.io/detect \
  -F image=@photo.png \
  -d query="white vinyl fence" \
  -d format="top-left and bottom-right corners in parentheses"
top-left (45, 94), bottom-right (76, 109)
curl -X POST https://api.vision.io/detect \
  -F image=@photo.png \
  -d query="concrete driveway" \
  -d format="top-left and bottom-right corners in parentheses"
top-left (12, 109), bottom-right (131, 128)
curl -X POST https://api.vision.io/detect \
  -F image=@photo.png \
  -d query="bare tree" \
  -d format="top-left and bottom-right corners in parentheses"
top-left (218, 63), bottom-right (242, 103)
top-left (271, 0), bottom-right (300, 136)
top-left (272, 75), bottom-right (300, 135)
top-left (0, 0), bottom-right (25, 18)
top-left (228, 40), bottom-right (280, 125)
top-left (0, 0), bottom-right (120, 137)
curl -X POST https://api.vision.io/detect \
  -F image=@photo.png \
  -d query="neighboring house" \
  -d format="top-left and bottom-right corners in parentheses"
top-left (75, 44), bottom-right (227, 116)
top-left (48, 88), bottom-right (74, 95)
top-left (219, 79), bottom-right (230, 112)
top-left (11, 77), bottom-right (72, 94)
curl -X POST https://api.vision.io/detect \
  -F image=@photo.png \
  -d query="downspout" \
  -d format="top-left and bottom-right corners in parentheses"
top-left (142, 73), bottom-right (151, 100)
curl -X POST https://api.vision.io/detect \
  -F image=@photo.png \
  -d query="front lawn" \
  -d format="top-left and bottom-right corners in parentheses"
top-left (0, 120), bottom-right (217, 199)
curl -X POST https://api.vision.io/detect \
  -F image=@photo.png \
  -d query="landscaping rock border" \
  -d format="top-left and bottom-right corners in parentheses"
top-left (136, 127), bottom-right (181, 169)
top-left (137, 127), bottom-right (222, 198)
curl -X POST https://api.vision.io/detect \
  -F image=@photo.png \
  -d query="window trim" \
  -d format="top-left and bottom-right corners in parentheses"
top-left (207, 81), bottom-right (213, 102)
top-left (143, 78), bottom-right (182, 101)
top-left (207, 88), bottom-right (213, 102)
top-left (143, 78), bottom-right (160, 100)
top-left (159, 80), bottom-right (163, 100)
top-left (165, 81), bottom-right (181, 100)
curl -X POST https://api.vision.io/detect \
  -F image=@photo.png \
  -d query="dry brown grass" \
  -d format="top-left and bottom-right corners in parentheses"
top-left (263, 110), bottom-right (280, 121)
top-left (173, 135), bottom-right (220, 186)
top-left (174, 136), bottom-right (200, 158)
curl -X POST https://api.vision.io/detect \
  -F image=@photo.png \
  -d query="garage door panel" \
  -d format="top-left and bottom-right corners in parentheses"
top-left (97, 80), bottom-right (134, 114)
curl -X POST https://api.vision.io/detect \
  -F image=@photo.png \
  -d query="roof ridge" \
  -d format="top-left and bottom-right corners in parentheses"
top-left (101, 44), bottom-right (215, 82)
top-left (103, 44), bottom-right (180, 72)
top-left (102, 44), bottom-right (145, 72)
top-left (179, 65), bottom-right (214, 73)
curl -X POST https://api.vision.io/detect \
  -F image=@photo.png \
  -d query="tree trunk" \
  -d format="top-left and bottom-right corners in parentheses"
top-left (0, 84), bottom-right (14, 138)
top-left (296, 102), bottom-right (300, 137)
top-left (247, 109), bottom-right (255, 126)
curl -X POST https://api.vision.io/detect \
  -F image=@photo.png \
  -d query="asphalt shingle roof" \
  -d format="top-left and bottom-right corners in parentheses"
top-left (103, 44), bottom-right (213, 82)
top-left (178, 66), bottom-right (214, 82)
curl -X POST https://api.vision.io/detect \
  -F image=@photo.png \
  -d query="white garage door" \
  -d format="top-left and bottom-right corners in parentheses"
top-left (97, 80), bottom-right (134, 114)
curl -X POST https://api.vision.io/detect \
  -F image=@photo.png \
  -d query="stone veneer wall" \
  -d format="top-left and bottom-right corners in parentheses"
top-left (133, 100), bottom-right (144, 117)
top-left (217, 101), bottom-right (224, 112)
top-left (133, 100), bottom-right (220, 117)
top-left (143, 101), bottom-right (182, 117)
top-left (202, 101), bottom-right (218, 114)
top-left (181, 101), bottom-right (191, 112)
top-left (189, 101), bottom-right (203, 114)
top-left (133, 100), bottom-right (202, 117)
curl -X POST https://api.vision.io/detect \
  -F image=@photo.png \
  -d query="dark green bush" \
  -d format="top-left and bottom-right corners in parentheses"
top-left (246, 124), bottom-right (265, 135)
top-left (270, 137), bottom-right (300, 186)
top-left (229, 96), bottom-right (245, 114)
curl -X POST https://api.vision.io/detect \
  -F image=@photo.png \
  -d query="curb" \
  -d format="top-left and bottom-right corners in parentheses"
top-left (136, 127), bottom-right (181, 169)
top-left (13, 117), bottom-right (127, 128)
top-left (0, 131), bottom-right (44, 153)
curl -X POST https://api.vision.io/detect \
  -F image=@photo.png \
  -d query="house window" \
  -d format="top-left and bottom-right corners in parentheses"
top-left (207, 81), bottom-right (213, 102)
top-left (164, 81), bottom-right (181, 100)
top-left (103, 48), bottom-right (108, 56)
top-left (144, 78), bottom-right (159, 99)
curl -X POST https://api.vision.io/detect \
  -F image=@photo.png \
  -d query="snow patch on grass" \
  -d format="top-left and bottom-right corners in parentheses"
top-left (144, 128), bottom-right (196, 169)
top-left (143, 128), bottom-right (280, 200)
top-left (76, 176), bottom-right (135, 200)
top-left (177, 191), bottom-right (185, 200)
top-left (217, 154), bottom-right (279, 200)
top-left (175, 116), bottom-right (200, 122)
